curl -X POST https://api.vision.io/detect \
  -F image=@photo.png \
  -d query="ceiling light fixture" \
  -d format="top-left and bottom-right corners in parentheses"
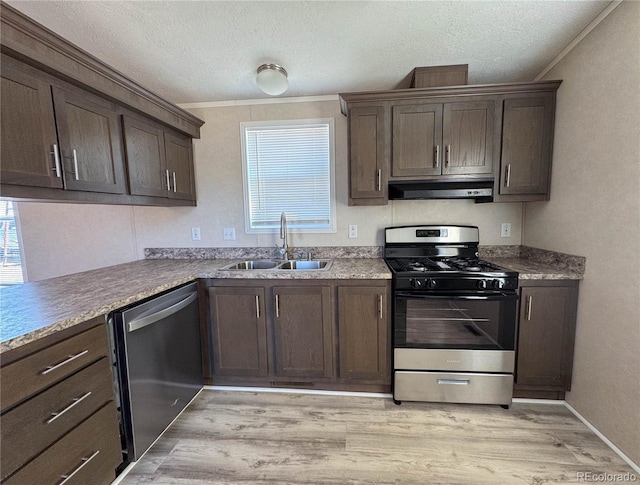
top-left (256, 63), bottom-right (288, 96)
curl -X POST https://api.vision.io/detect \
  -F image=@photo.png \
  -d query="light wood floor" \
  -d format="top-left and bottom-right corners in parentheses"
top-left (120, 390), bottom-right (635, 484)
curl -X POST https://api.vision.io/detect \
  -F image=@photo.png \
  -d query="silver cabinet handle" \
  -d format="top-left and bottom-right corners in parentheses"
top-left (165, 169), bottom-right (171, 191)
top-left (438, 379), bottom-right (469, 385)
top-left (275, 294), bottom-right (280, 318)
top-left (60, 450), bottom-right (100, 484)
top-left (434, 145), bottom-right (440, 168)
top-left (172, 171), bottom-right (177, 192)
top-left (41, 349), bottom-right (89, 375)
top-left (376, 169), bottom-right (381, 192)
top-left (505, 164), bottom-right (512, 188)
top-left (445, 145), bottom-right (451, 166)
top-left (72, 149), bottom-right (79, 180)
top-left (526, 295), bottom-right (533, 321)
top-left (255, 295), bottom-right (260, 319)
top-left (378, 295), bottom-right (383, 319)
top-left (46, 391), bottom-right (92, 424)
top-left (51, 144), bottom-right (62, 177)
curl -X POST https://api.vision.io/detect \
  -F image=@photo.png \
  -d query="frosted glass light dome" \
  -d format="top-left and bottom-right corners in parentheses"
top-left (256, 64), bottom-right (288, 96)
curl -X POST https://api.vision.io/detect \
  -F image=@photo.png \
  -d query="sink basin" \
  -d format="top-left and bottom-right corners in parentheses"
top-left (277, 259), bottom-right (332, 270)
top-left (222, 260), bottom-right (280, 270)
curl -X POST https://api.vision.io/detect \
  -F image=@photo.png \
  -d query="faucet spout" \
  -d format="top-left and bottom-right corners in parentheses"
top-left (279, 212), bottom-right (288, 260)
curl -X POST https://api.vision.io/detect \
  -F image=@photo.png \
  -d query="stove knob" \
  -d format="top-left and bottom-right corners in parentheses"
top-left (426, 278), bottom-right (437, 289)
top-left (477, 279), bottom-right (487, 289)
top-left (411, 278), bottom-right (423, 288)
top-left (492, 279), bottom-right (505, 289)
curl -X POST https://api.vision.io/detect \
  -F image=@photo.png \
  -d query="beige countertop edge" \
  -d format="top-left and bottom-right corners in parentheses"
top-left (1, 256), bottom-right (582, 354)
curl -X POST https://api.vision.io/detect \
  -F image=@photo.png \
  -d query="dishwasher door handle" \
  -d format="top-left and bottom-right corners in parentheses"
top-left (127, 292), bottom-right (198, 332)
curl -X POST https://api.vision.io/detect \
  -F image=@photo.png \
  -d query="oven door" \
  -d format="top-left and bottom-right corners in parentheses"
top-left (394, 291), bottom-right (518, 352)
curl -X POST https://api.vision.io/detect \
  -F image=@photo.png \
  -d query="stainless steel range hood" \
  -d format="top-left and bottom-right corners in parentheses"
top-left (388, 179), bottom-right (494, 203)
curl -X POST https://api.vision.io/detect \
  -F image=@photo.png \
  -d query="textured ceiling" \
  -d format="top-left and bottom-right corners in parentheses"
top-left (6, 0), bottom-right (612, 104)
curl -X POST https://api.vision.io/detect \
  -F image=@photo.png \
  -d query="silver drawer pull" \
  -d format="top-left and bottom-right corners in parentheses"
top-left (41, 350), bottom-right (89, 375)
top-left (46, 391), bottom-right (92, 424)
top-left (172, 171), bottom-right (177, 192)
top-left (59, 450), bottom-right (100, 484)
top-left (72, 149), bottom-right (79, 181)
top-left (437, 379), bottom-right (470, 386)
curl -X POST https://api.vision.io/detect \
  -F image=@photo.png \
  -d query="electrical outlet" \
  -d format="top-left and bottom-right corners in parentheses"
top-left (500, 223), bottom-right (511, 238)
top-left (223, 228), bottom-right (236, 241)
top-left (348, 224), bottom-right (358, 239)
top-left (191, 227), bottom-right (201, 241)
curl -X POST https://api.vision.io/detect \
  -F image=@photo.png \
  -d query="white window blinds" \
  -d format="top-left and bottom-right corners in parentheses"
top-left (242, 119), bottom-right (335, 232)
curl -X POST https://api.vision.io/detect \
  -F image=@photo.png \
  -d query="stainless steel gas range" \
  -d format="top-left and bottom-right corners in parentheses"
top-left (384, 225), bottom-right (519, 408)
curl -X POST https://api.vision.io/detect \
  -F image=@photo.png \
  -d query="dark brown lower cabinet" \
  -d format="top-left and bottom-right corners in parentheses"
top-left (208, 286), bottom-right (269, 377)
top-left (0, 318), bottom-right (121, 484)
top-left (514, 280), bottom-right (579, 399)
top-left (273, 286), bottom-right (333, 378)
top-left (337, 285), bottom-right (390, 384)
top-left (206, 279), bottom-right (391, 392)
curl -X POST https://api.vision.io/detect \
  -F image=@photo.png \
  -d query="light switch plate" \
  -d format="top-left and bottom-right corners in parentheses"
top-left (223, 228), bottom-right (236, 240)
top-left (191, 227), bottom-right (201, 241)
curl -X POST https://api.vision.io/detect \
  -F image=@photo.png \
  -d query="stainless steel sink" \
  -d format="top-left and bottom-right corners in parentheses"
top-left (220, 259), bottom-right (333, 271)
top-left (221, 260), bottom-right (280, 270)
top-left (277, 259), bottom-right (332, 270)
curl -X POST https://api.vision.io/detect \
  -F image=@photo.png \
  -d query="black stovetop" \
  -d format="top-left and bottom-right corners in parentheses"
top-left (386, 256), bottom-right (513, 276)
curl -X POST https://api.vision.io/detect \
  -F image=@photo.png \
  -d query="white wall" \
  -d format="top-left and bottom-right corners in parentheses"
top-left (18, 99), bottom-right (523, 281)
top-left (524, 1), bottom-right (640, 464)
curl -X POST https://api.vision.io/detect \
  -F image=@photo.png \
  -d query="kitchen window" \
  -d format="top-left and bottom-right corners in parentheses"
top-left (0, 201), bottom-right (24, 285)
top-left (241, 119), bottom-right (336, 233)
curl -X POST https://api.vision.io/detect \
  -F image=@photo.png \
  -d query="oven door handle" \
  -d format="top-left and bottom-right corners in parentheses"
top-left (396, 292), bottom-right (518, 301)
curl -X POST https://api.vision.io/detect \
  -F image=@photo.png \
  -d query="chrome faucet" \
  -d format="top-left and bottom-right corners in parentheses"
top-left (279, 212), bottom-right (289, 260)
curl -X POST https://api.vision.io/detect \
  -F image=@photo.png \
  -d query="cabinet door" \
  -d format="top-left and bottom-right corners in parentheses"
top-left (52, 87), bottom-right (126, 194)
top-left (499, 95), bottom-right (554, 195)
top-left (0, 62), bottom-right (62, 189)
top-left (391, 103), bottom-right (443, 177)
top-left (348, 104), bottom-right (388, 203)
top-left (442, 100), bottom-right (495, 175)
top-left (122, 116), bottom-right (169, 198)
top-left (338, 286), bottom-right (389, 382)
top-left (516, 286), bottom-right (574, 388)
top-left (273, 286), bottom-right (333, 378)
top-left (208, 287), bottom-right (268, 377)
top-left (165, 131), bottom-right (196, 201)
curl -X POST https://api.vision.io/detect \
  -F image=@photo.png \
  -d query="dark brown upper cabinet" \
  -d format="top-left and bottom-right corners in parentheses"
top-left (1, 59), bottom-right (125, 195)
top-left (391, 100), bottom-right (495, 178)
top-left (340, 80), bottom-right (561, 205)
top-left (51, 86), bottom-right (126, 194)
top-left (123, 115), bottom-right (196, 202)
top-left (496, 93), bottom-right (556, 201)
top-left (1, 5), bottom-right (204, 206)
top-left (347, 104), bottom-right (389, 205)
top-left (0, 61), bottom-right (61, 189)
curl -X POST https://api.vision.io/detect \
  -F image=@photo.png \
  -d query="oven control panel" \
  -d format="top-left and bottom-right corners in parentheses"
top-left (401, 277), bottom-right (518, 291)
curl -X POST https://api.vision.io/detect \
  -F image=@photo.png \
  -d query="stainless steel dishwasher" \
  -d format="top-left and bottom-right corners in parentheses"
top-left (109, 281), bottom-right (203, 467)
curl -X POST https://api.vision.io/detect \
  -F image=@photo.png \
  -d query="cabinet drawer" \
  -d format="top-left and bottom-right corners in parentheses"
top-left (4, 402), bottom-right (122, 485)
top-left (1, 324), bottom-right (109, 411)
top-left (0, 358), bottom-right (114, 480)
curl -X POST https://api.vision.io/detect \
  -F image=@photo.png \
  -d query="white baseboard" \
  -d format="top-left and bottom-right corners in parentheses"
top-left (563, 401), bottom-right (640, 475)
top-left (204, 385), bottom-right (392, 399)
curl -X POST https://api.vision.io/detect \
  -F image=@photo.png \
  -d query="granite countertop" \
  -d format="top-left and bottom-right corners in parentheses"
top-left (0, 257), bottom-right (391, 353)
top-left (1, 245), bottom-right (585, 354)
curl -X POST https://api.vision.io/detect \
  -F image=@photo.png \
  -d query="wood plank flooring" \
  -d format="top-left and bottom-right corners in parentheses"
top-left (120, 390), bottom-right (636, 484)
